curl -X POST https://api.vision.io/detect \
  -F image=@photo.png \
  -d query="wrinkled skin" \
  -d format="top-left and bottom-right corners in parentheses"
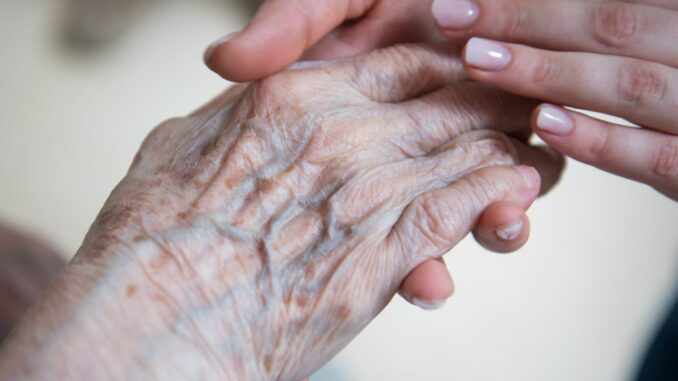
top-left (0, 44), bottom-right (562, 381)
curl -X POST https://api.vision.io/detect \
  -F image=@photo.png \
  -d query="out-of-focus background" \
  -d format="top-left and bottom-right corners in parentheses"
top-left (0, 0), bottom-right (676, 380)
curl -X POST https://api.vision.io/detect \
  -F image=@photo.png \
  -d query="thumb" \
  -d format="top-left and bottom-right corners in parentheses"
top-left (204, 0), bottom-right (375, 82)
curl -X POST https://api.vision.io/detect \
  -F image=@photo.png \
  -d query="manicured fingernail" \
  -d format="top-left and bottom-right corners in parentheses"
top-left (412, 297), bottom-right (447, 310)
top-left (495, 220), bottom-right (523, 241)
top-left (516, 166), bottom-right (539, 190)
top-left (536, 104), bottom-right (574, 136)
top-left (432, 0), bottom-right (479, 30)
top-left (464, 37), bottom-right (512, 71)
top-left (204, 31), bottom-right (240, 64)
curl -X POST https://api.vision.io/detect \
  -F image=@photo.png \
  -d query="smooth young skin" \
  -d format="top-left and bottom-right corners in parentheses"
top-left (203, 0), bottom-right (678, 305)
top-left (442, 0), bottom-right (678, 200)
top-left (0, 44), bottom-right (562, 381)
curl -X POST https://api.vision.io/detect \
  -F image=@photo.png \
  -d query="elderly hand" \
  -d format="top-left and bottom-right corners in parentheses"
top-left (433, 0), bottom-right (678, 200)
top-left (0, 44), bottom-right (562, 380)
top-left (203, 0), bottom-right (552, 307)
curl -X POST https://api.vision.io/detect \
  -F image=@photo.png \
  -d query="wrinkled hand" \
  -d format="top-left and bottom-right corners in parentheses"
top-left (203, 0), bottom-right (545, 306)
top-left (0, 44), bottom-right (562, 381)
top-left (433, 0), bottom-right (678, 200)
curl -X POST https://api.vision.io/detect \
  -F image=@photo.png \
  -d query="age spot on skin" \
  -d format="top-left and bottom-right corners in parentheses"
top-left (191, 178), bottom-right (205, 188)
top-left (263, 354), bottom-right (273, 373)
top-left (333, 305), bottom-right (351, 321)
top-left (283, 292), bottom-right (293, 305)
top-left (304, 263), bottom-right (316, 282)
top-left (296, 294), bottom-right (309, 308)
top-left (125, 284), bottom-right (137, 297)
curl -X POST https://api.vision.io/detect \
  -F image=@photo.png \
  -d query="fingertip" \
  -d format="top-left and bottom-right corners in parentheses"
top-left (532, 104), bottom-right (575, 138)
top-left (511, 139), bottom-right (566, 197)
top-left (204, 20), bottom-right (306, 82)
top-left (515, 165), bottom-right (541, 206)
top-left (400, 258), bottom-right (454, 310)
top-left (204, 36), bottom-right (257, 82)
top-left (473, 202), bottom-right (530, 254)
top-left (530, 105), bottom-right (574, 182)
top-left (204, 36), bottom-right (284, 82)
top-left (431, 0), bottom-right (478, 39)
top-left (203, 31), bottom-right (241, 67)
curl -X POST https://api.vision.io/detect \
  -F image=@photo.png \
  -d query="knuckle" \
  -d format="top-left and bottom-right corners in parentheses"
top-left (501, 2), bottom-right (532, 39)
top-left (651, 138), bottom-right (678, 183)
top-left (414, 194), bottom-right (452, 247)
top-left (146, 117), bottom-right (184, 141)
top-left (588, 121), bottom-right (613, 160)
top-left (354, 45), bottom-right (424, 102)
top-left (617, 62), bottom-right (667, 107)
top-left (300, 117), bottom-right (342, 162)
top-left (530, 53), bottom-right (560, 85)
top-left (255, 72), bottom-right (299, 99)
top-left (592, 2), bottom-right (641, 48)
top-left (137, 117), bottom-right (185, 155)
top-left (453, 131), bottom-right (517, 167)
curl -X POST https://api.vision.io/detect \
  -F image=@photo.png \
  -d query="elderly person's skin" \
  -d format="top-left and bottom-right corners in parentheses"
top-left (203, 0), bottom-right (540, 307)
top-left (204, 0), bottom-right (678, 202)
top-left (0, 44), bottom-right (562, 380)
top-left (205, 0), bottom-right (678, 306)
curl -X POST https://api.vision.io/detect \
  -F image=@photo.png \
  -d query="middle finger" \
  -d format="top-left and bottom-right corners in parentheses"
top-left (462, 39), bottom-right (678, 135)
top-left (434, 0), bottom-right (678, 68)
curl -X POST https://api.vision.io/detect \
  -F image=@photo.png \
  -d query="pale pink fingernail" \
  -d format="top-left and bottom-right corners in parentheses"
top-left (412, 297), bottom-right (447, 310)
top-left (495, 220), bottom-right (523, 241)
top-left (203, 31), bottom-right (241, 64)
top-left (432, 0), bottom-right (479, 30)
top-left (536, 104), bottom-right (574, 136)
top-left (464, 37), bottom-right (512, 71)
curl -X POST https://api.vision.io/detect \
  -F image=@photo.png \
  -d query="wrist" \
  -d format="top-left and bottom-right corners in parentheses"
top-left (0, 237), bottom-right (257, 380)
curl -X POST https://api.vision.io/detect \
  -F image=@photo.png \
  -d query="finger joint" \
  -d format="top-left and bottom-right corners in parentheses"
top-left (592, 2), bottom-right (641, 48)
top-left (617, 62), bottom-right (667, 108)
top-left (531, 53), bottom-right (559, 86)
top-left (415, 195), bottom-right (452, 248)
top-left (501, 2), bottom-right (532, 40)
top-left (588, 120), bottom-right (613, 161)
top-left (651, 138), bottom-right (678, 183)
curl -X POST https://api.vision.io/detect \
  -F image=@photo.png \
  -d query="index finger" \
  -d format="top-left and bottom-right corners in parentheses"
top-left (204, 0), bottom-right (376, 82)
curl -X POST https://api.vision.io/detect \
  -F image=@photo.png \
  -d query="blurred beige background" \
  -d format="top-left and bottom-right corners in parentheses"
top-left (0, 0), bottom-right (677, 380)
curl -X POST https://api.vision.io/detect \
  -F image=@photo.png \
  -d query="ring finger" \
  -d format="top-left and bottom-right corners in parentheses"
top-left (461, 39), bottom-right (678, 134)
top-left (532, 104), bottom-right (678, 200)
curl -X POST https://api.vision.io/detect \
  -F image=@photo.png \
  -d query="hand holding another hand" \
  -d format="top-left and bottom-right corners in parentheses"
top-left (0, 44), bottom-right (562, 381)
top-left (434, 0), bottom-right (678, 200)
top-left (205, 0), bottom-right (678, 201)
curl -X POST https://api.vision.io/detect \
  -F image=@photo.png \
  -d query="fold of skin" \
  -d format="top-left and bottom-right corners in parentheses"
top-left (0, 44), bottom-right (560, 380)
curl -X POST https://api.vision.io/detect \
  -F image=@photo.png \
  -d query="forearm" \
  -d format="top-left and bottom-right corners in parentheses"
top-left (0, 43), bottom-right (561, 381)
top-left (0, 239), bottom-right (254, 381)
